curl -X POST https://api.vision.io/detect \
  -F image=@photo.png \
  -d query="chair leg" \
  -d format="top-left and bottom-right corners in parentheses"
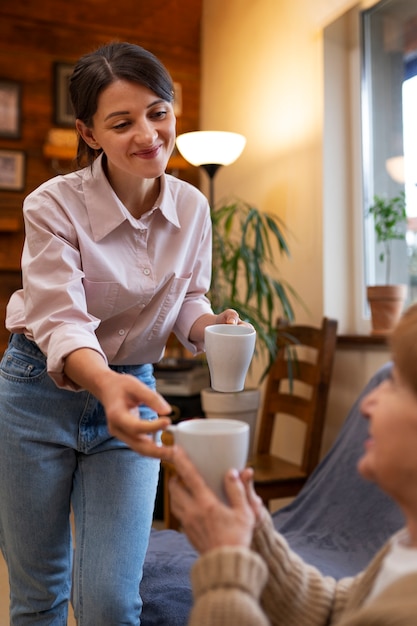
top-left (163, 463), bottom-right (181, 531)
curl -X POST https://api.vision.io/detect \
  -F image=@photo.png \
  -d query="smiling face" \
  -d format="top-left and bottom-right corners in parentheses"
top-left (358, 367), bottom-right (417, 505)
top-left (76, 79), bottom-right (176, 184)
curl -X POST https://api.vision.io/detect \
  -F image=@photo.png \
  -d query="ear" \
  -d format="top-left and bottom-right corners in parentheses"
top-left (76, 119), bottom-right (101, 150)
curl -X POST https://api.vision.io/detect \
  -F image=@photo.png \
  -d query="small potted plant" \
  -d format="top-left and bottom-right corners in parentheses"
top-left (366, 191), bottom-right (408, 335)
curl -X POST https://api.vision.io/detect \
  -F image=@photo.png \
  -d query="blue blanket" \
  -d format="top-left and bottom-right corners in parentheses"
top-left (140, 362), bottom-right (404, 625)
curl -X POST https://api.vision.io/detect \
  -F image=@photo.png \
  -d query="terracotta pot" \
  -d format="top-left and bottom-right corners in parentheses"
top-left (366, 284), bottom-right (408, 336)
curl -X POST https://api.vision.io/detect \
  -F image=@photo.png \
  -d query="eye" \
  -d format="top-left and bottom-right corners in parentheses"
top-left (112, 120), bottom-right (131, 131)
top-left (151, 111), bottom-right (166, 120)
top-left (149, 107), bottom-right (169, 120)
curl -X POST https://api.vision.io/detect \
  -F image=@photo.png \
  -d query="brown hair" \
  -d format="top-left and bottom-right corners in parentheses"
top-left (390, 303), bottom-right (417, 396)
top-left (69, 42), bottom-right (174, 167)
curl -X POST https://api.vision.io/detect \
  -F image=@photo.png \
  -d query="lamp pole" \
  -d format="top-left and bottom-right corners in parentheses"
top-left (175, 131), bottom-right (246, 207)
top-left (200, 163), bottom-right (222, 208)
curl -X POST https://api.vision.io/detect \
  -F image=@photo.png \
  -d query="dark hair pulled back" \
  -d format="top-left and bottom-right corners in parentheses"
top-left (69, 42), bottom-right (174, 167)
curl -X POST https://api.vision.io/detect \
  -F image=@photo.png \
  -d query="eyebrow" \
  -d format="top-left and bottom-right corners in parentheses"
top-left (104, 99), bottom-right (167, 122)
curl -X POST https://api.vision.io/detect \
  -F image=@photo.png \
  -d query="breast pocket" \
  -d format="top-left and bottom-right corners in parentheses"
top-left (83, 279), bottom-right (121, 321)
top-left (148, 275), bottom-right (191, 342)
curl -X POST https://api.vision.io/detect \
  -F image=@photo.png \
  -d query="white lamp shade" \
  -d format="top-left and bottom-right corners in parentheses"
top-left (176, 131), bottom-right (246, 167)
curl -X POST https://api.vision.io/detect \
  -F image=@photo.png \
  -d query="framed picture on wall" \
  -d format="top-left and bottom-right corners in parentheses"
top-left (53, 63), bottom-right (75, 127)
top-left (0, 79), bottom-right (22, 139)
top-left (0, 149), bottom-right (25, 190)
top-left (173, 82), bottom-right (182, 116)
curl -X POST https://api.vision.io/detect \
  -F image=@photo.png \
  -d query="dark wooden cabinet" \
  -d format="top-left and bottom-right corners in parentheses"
top-left (0, 212), bottom-right (23, 353)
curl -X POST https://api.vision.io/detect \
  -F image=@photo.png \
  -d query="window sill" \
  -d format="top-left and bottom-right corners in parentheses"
top-left (337, 334), bottom-right (389, 347)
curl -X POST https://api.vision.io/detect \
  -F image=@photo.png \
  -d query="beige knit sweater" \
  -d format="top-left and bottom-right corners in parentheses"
top-left (188, 510), bottom-right (417, 626)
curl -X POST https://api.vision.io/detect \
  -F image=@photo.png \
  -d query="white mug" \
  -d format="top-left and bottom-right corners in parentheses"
top-left (204, 324), bottom-right (256, 392)
top-left (167, 418), bottom-right (249, 502)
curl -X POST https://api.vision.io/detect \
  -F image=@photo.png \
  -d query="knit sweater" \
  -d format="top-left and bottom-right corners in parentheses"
top-left (188, 510), bottom-right (417, 626)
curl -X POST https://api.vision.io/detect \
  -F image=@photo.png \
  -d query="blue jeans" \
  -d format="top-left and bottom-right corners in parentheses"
top-left (0, 333), bottom-right (161, 625)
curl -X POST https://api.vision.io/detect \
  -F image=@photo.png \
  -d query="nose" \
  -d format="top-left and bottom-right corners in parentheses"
top-left (360, 391), bottom-right (374, 420)
top-left (359, 379), bottom-right (387, 418)
top-left (134, 119), bottom-right (158, 145)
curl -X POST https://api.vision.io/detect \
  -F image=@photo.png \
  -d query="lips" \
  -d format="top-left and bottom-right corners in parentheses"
top-left (134, 144), bottom-right (162, 160)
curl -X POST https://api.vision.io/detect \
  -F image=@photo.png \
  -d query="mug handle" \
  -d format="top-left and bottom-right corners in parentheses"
top-left (161, 424), bottom-right (176, 446)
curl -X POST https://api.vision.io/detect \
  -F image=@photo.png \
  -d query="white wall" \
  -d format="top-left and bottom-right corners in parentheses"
top-left (200, 0), bottom-right (388, 454)
top-left (201, 0), bottom-right (379, 326)
top-left (201, 0), bottom-right (326, 326)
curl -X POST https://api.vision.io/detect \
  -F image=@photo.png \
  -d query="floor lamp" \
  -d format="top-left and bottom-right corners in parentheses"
top-left (175, 131), bottom-right (246, 207)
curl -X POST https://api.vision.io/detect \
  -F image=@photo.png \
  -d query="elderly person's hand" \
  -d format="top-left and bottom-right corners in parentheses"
top-left (166, 445), bottom-right (262, 554)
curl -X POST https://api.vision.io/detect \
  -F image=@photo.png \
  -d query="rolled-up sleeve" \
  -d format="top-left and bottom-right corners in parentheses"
top-left (15, 189), bottom-right (106, 389)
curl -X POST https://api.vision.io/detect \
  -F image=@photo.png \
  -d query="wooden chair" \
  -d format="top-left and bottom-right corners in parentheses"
top-left (250, 317), bottom-right (338, 509)
top-left (160, 431), bottom-right (182, 530)
top-left (158, 332), bottom-right (197, 530)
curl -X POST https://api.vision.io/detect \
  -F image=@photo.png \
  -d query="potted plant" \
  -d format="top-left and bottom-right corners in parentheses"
top-left (201, 198), bottom-right (299, 453)
top-left (209, 198), bottom-right (297, 375)
top-left (366, 191), bottom-right (408, 335)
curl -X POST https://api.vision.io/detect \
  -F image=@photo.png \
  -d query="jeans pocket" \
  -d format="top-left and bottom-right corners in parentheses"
top-left (0, 344), bottom-right (47, 382)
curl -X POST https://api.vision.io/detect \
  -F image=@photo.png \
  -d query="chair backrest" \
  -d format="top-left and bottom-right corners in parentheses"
top-left (256, 317), bottom-right (338, 474)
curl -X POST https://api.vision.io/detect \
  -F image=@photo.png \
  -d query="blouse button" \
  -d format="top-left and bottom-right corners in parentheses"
top-left (143, 268), bottom-right (150, 276)
top-left (118, 329), bottom-right (125, 336)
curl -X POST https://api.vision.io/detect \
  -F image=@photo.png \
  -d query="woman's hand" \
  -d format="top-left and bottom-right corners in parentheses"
top-left (214, 308), bottom-right (241, 325)
top-left (64, 348), bottom-right (172, 456)
top-left (167, 445), bottom-right (256, 554)
top-left (188, 309), bottom-right (253, 344)
top-left (99, 370), bottom-right (172, 456)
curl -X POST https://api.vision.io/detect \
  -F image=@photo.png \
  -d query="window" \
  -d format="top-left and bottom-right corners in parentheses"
top-left (361, 0), bottom-right (417, 298)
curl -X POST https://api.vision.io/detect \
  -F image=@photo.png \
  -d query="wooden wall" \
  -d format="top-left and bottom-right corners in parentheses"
top-left (0, 0), bottom-right (202, 351)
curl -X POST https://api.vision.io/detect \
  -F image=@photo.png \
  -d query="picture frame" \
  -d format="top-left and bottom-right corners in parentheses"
top-left (0, 79), bottom-right (22, 139)
top-left (0, 149), bottom-right (25, 191)
top-left (53, 63), bottom-right (75, 127)
top-left (173, 82), bottom-right (182, 117)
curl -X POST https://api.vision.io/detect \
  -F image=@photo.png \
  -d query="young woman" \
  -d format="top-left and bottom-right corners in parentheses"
top-left (167, 304), bottom-right (417, 625)
top-left (0, 41), bottom-right (240, 625)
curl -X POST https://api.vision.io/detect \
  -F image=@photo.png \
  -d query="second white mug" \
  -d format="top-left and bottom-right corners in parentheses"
top-left (204, 324), bottom-right (256, 392)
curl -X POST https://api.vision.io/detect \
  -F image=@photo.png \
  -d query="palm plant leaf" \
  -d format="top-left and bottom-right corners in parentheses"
top-left (209, 198), bottom-right (300, 381)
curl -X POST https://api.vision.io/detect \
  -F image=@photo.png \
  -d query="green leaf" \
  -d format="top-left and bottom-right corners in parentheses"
top-left (209, 197), bottom-right (301, 381)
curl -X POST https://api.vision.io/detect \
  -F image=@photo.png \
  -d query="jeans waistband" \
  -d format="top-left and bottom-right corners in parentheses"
top-left (9, 332), bottom-right (45, 360)
top-left (8, 333), bottom-right (153, 377)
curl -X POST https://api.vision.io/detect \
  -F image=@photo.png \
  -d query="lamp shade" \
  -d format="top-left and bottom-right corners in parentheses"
top-left (176, 131), bottom-right (246, 167)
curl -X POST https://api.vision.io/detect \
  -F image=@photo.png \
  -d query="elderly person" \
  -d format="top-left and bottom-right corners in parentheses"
top-left (165, 304), bottom-right (417, 626)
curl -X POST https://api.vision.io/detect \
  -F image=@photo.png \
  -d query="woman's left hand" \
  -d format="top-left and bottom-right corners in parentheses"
top-left (214, 308), bottom-right (252, 327)
top-left (214, 308), bottom-right (240, 325)
top-left (166, 445), bottom-right (256, 554)
top-left (189, 310), bottom-right (253, 344)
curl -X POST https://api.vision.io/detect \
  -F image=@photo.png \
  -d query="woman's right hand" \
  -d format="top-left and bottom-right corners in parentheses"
top-left (64, 348), bottom-right (172, 456)
top-left (99, 369), bottom-right (172, 456)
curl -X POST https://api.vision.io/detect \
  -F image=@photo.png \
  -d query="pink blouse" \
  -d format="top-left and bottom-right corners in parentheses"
top-left (6, 155), bottom-right (213, 388)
